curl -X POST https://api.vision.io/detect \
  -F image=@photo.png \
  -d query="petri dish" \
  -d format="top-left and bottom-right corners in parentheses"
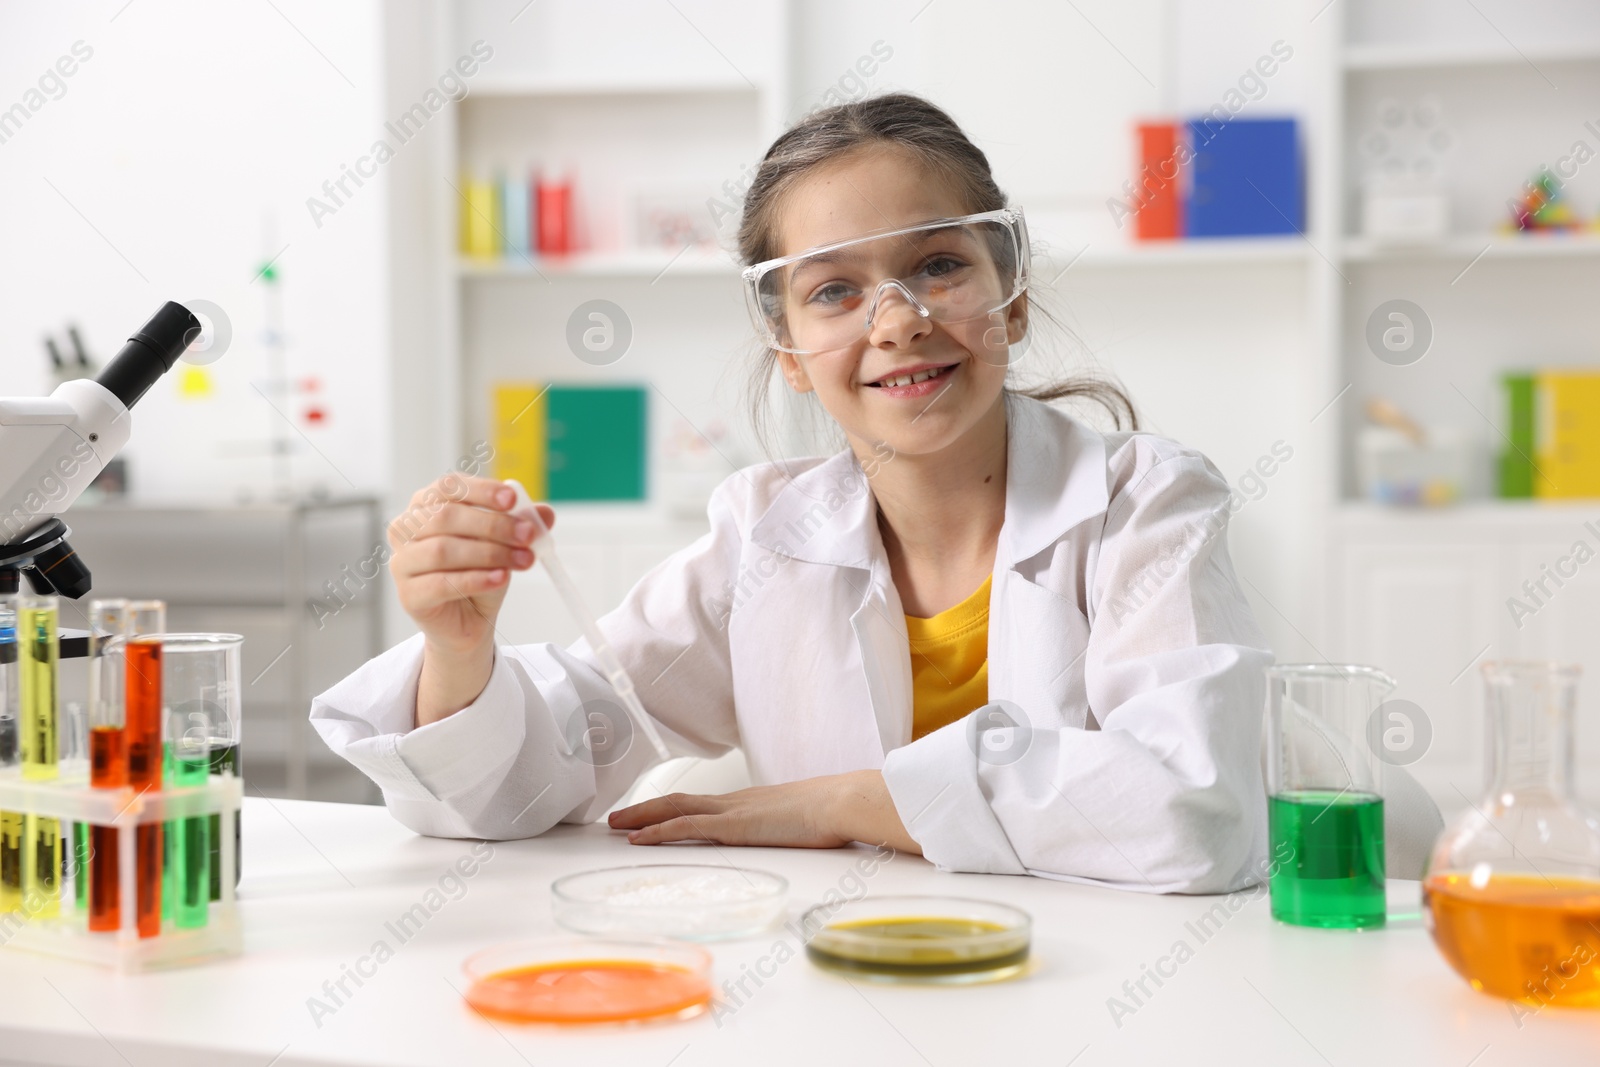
top-left (551, 863), bottom-right (788, 941)
top-left (462, 937), bottom-right (712, 1025)
top-left (803, 895), bottom-right (1032, 984)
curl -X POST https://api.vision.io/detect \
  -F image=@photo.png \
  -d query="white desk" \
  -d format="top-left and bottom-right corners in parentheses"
top-left (0, 799), bottom-right (1592, 1066)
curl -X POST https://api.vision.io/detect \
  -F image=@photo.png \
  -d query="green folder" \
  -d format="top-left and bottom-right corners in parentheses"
top-left (1499, 372), bottom-right (1534, 499)
top-left (547, 385), bottom-right (648, 502)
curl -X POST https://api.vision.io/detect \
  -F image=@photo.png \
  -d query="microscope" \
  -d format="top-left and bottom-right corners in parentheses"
top-left (0, 302), bottom-right (200, 602)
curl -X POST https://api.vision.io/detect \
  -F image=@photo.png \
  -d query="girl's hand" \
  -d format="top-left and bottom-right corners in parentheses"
top-left (608, 771), bottom-right (922, 854)
top-left (388, 474), bottom-right (554, 726)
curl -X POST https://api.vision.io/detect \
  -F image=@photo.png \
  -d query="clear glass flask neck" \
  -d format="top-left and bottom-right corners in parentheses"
top-left (1481, 661), bottom-right (1578, 802)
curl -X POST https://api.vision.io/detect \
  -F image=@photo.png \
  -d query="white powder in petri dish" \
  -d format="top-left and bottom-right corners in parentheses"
top-left (554, 864), bottom-right (788, 939)
top-left (599, 871), bottom-right (771, 908)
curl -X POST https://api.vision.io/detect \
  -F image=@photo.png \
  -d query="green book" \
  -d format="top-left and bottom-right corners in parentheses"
top-left (1499, 372), bottom-right (1535, 499)
top-left (547, 385), bottom-right (648, 502)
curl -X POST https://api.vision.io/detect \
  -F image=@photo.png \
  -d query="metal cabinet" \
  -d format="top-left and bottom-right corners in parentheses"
top-left (57, 498), bottom-right (385, 802)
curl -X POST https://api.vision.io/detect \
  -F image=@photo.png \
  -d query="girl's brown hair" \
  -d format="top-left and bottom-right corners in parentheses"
top-left (737, 91), bottom-right (1137, 446)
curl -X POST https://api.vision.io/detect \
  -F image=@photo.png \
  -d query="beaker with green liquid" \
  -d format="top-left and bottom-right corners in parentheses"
top-left (162, 634), bottom-right (241, 904)
top-left (1265, 664), bottom-right (1393, 929)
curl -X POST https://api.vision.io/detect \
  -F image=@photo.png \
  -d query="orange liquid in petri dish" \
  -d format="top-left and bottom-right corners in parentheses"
top-left (465, 959), bottom-right (711, 1024)
top-left (1425, 872), bottom-right (1600, 1007)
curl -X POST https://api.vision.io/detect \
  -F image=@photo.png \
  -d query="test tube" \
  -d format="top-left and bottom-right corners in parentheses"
top-left (125, 600), bottom-right (165, 938)
top-left (87, 600), bottom-right (128, 932)
top-left (63, 702), bottom-right (87, 912)
top-left (165, 698), bottom-right (209, 929)
top-left (18, 592), bottom-right (60, 919)
top-left (0, 579), bottom-right (19, 916)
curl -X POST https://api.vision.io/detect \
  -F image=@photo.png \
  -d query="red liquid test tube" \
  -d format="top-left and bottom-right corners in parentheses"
top-left (86, 600), bottom-right (128, 933)
top-left (124, 602), bottom-right (164, 939)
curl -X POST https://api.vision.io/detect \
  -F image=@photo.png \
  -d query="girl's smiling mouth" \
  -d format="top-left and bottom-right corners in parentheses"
top-left (864, 361), bottom-right (959, 397)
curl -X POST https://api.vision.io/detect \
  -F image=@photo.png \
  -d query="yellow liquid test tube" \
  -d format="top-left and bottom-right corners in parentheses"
top-left (19, 594), bottom-right (59, 920)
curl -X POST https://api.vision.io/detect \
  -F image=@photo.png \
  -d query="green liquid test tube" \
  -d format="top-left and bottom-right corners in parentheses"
top-left (170, 745), bottom-right (209, 929)
top-left (19, 595), bottom-right (59, 920)
top-left (61, 702), bottom-right (88, 913)
top-left (72, 822), bottom-right (88, 911)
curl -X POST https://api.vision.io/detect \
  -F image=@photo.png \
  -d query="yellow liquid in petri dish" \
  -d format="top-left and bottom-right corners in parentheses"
top-left (806, 916), bottom-right (1030, 981)
top-left (464, 959), bottom-right (712, 1025)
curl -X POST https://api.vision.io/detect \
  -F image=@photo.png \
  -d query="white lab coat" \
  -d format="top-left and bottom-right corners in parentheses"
top-left (311, 395), bottom-right (1278, 894)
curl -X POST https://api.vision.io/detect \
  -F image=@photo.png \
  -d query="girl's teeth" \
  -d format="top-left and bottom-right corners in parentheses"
top-left (880, 366), bottom-right (945, 387)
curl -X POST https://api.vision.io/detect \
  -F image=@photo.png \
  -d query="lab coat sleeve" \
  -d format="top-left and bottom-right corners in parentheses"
top-left (309, 484), bottom-right (746, 840)
top-left (882, 444), bottom-right (1273, 893)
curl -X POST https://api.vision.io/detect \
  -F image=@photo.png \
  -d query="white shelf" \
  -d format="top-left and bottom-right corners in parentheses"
top-left (1041, 236), bottom-right (1309, 272)
top-left (456, 248), bottom-right (738, 279)
top-left (1343, 41), bottom-right (1600, 71)
top-left (1343, 231), bottom-right (1600, 263)
top-left (1337, 499), bottom-right (1600, 529)
top-left (469, 75), bottom-right (760, 98)
top-left (466, 238), bottom-right (1313, 281)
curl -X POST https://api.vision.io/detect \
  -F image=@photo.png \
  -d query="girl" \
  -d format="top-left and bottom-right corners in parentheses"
top-left (312, 93), bottom-right (1274, 893)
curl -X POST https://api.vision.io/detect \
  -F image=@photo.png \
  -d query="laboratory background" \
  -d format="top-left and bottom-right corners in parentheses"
top-left (10, 0), bottom-right (1600, 814)
top-left (1, 0), bottom-right (1599, 1061)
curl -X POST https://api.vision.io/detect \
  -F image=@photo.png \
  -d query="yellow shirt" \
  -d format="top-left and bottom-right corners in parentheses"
top-left (905, 574), bottom-right (992, 740)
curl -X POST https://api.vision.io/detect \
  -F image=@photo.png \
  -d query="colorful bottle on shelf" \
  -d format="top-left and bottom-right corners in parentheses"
top-left (462, 173), bottom-right (502, 259)
top-left (536, 168), bottom-right (572, 255)
top-left (502, 165), bottom-right (532, 260)
top-left (1424, 662), bottom-right (1600, 1008)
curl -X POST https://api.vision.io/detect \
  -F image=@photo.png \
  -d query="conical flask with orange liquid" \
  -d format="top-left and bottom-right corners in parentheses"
top-left (1423, 661), bottom-right (1600, 1007)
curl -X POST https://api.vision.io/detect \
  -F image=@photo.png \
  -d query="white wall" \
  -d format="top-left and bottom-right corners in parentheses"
top-left (2, 0), bottom-right (1327, 663)
top-left (789, 0), bottom-right (1324, 660)
top-left (0, 0), bottom-right (390, 503)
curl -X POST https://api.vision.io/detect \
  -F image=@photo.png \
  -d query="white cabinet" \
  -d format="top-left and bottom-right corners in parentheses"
top-left (1332, 505), bottom-right (1600, 810)
top-left (1504, 538), bottom-right (1600, 784)
top-left (1335, 536), bottom-right (1498, 806)
top-left (494, 508), bottom-right (709, 648)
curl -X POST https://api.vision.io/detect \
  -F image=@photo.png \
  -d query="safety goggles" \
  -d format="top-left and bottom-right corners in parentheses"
top-left (742, 207), bottom-right (1031, 356)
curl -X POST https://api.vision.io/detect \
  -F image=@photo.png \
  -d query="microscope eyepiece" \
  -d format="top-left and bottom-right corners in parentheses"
top-left (95, 301), bottom-right (202, 409)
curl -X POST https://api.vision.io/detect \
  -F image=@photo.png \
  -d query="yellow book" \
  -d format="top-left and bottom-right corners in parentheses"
top-left (1534, 371), bottom-right (1600, 499)
top-left (462, 177), bottom-right (501, 259)
top-left (492, 383), bottom-right (547, 500)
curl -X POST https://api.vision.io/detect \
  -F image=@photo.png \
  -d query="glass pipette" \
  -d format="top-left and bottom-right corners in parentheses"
top-left (503, 481), bottom-right (672, 763)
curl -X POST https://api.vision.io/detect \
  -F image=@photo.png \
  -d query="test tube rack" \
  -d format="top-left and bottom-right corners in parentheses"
top-left (0, 768), bottom-right (241, 971)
